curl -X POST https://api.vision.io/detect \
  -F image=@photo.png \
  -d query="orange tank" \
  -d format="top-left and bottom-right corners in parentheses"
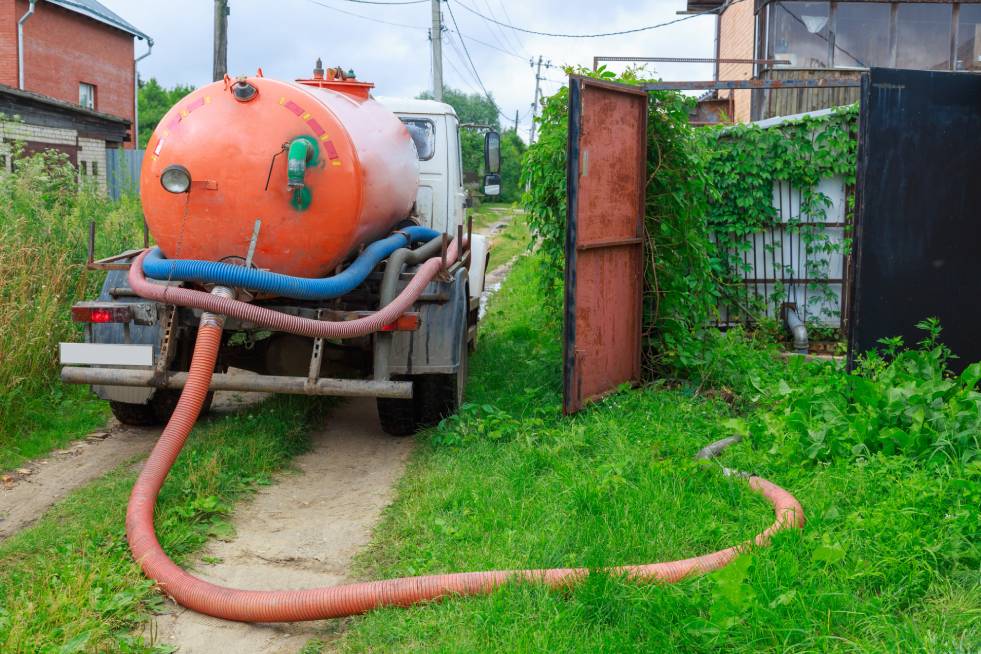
top-left (140, 67), bottom-right (419, 278)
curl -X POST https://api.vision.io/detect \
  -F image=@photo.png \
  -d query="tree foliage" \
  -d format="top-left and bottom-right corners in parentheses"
top-left (137, 78), bottom-right (195, 148)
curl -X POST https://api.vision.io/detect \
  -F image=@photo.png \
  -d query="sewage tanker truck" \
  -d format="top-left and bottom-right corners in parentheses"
top-left (54, 66), bottom-right (805, 626)
top-left (59, 63), bottom-right (498, 435)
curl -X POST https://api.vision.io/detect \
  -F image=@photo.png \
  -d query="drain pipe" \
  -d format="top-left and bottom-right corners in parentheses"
top-left (782, 304), bottom-right (809, 355)
top-left (17, 0), bottom-right (37, 90)
top-left (134, 38), bottom-right (154, 148)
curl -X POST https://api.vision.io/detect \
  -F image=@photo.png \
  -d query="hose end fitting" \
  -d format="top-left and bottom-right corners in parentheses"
top-left (201, 285), bottom-right (235, 328)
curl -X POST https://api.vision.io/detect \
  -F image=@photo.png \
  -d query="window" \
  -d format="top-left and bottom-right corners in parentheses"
top-left (833, 3), bottom-right (891, 68)
top-left (79, 83), bottom-right (96, 110)
top-left (896, 4), bottom-right (952, 70)
top-left (92, 161), bottom-right (99, 178)
top-left (957, 5), bottom-right (981, 71)
top-left (771, 2), bottom-right (831, 68)
top-left (80, 161), bottom-right (88, 176)
top-left (400, 118), bottom-right (435, 160)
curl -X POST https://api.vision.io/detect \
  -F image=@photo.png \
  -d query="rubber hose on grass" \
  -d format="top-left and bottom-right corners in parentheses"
top-left (125, 243), bottom-right (804, 623)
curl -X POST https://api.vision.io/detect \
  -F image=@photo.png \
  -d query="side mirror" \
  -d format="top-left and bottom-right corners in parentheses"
top-left (483, 173), bottom-right (501, 197)
top-left (484, 131), bottom-right (501, 174)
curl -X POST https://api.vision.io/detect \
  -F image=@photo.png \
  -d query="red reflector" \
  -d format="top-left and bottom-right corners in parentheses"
top-left (381, 314), bottom-right (420, 332)
top-left (71, 304), bottom-right (132, 323)
top-left (90, 308), bottom-right (113, 323)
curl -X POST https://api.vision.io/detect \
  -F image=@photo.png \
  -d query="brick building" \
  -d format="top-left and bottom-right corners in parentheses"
top-left (692, 0), bottom-right (981, 122)
top-left (0, 0), bottom-right (149, 191)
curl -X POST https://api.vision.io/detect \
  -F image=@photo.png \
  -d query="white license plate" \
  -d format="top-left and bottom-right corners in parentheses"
top-left (59, 343), bottom-right (153, 366)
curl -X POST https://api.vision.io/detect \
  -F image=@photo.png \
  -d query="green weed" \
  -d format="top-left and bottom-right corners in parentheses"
top-left (0, 131), bottom-right (145, 467)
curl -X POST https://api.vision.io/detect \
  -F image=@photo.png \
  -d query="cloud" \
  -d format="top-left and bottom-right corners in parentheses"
top-left (100, 0), bottom-right (719, 141)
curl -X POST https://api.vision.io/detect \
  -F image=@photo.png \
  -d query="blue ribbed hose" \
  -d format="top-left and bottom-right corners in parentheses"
top-left (142, 226), bottom-right (441, 301)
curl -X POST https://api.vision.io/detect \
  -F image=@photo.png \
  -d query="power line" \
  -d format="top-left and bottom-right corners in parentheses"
top-left (494, 0), bottom-right (528, 58)
top-left (479, 0), bottom-right (524, 59)
top-left (453, 0), bottom-right (742, 38)
top-left (444, 1), bottom-right (491, 99)
top-left (336, 0), bottom-right (426, 4)
top-left (304, 0), bottom-right (427, 30)
top-left (447, 28), bottom-right (525, 61)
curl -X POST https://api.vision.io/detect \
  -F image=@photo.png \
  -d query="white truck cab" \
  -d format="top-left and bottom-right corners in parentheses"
top-left (377, 97), bottom-right (491, 298)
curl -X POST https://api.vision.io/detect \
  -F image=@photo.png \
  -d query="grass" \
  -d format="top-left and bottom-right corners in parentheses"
top-left (329, 254), bottom-right (980, 653)
top-left (0, 395), bottom-right (331, 653)
top-left (0, 141), bottom-right (146, 469)
top-left (470, 202), bottom-right (532, 272)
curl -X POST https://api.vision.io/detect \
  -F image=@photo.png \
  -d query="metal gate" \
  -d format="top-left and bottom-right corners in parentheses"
top-left (848, 68), bottom-right (981, 371)
top-left (563, 76), bottom-right (647, 414)
top-left (106, 147), bottom-right (144, 200)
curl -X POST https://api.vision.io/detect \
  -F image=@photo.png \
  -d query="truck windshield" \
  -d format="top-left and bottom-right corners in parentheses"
top-left (401, 118), bottom-right (435, 160)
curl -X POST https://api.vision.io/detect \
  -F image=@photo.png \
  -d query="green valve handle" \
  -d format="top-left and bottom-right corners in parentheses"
top-left (286, 136), bottom-right (319, 210)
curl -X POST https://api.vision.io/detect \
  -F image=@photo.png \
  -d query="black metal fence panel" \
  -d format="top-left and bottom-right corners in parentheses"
top-left (848, 68), bottom-right (981, 371)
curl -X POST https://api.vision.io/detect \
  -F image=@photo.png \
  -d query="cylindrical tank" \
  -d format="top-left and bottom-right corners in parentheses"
top-left (140, 70), bottom-right (419, 278)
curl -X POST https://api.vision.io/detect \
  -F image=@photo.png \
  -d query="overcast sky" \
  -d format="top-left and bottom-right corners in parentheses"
top-left (99, 0), bottom-right (717, 141)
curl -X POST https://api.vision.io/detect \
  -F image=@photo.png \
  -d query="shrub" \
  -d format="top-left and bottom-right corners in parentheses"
top-left (0, 129), bottom-right (143, 444)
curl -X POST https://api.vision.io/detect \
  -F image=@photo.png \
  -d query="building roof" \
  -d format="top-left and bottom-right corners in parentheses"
top-left (45, 0), bottom-right (150, 42)
top-left (0, 82), bottom-right (129, 125)
top-left (685, 1), bottom-right (726, 12)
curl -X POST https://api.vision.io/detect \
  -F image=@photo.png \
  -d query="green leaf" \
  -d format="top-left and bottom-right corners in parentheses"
top-left (812, 540), bottom-right (846, 565)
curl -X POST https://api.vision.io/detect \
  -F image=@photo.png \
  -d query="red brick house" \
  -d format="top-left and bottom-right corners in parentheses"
top-left (0, 0), bottom-right (150, 191)
top-left (692, 0), bottom-right (981, 122)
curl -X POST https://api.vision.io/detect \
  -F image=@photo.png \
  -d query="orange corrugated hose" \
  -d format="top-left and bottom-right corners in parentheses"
top-left (126, 274), bottom-right (805, 624)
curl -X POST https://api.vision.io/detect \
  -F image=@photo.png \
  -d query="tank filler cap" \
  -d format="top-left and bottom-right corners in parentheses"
top-left (231, 76), bottom-right (258, 102)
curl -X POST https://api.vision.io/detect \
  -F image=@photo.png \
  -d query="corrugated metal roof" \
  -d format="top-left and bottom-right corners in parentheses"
top-left (45, 0), bottom-right (150, 41)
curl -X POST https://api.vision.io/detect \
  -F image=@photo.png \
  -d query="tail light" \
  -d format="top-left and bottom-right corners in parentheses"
top-left (71, 303), bottom-right (133, 324)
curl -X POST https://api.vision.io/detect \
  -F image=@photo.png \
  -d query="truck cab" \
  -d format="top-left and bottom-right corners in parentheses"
top-left (380, 97), bottom-right (491, 300)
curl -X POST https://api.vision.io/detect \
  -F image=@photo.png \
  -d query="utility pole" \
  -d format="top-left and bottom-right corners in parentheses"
top-left (528, 56), bottom-right (547, 143)
top-left (213, 0), bottom-right (229, 82)
top-left (430, 0), bottom-right (443, 101)
top-left (514, 109), bottom-right (519, 134)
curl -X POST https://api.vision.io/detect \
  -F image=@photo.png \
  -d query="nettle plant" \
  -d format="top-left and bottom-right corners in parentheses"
top-left (698, 106), bottom-right (859, 327)
top-left (752, 319), bottom-right (981, 466)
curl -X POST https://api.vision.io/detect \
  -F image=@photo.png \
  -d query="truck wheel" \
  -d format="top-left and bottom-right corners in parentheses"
top-left (110, 389), bottom-right (216, 427)
top-left (417, 337), bottom-right (468, 426)
top-left (376, 332), bottom-right (468, 437)
top-left (376, 390), bottom-right (419, 437)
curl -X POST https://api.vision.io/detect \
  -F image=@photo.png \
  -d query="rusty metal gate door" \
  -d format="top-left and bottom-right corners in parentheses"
top-left (563, 76), bottom-right (647, 414)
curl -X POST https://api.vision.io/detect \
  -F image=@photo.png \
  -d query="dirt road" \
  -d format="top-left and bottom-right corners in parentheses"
top-left (151, 398), bottom-right (413, 653)
top-left (0, 390), bottom-right (258, 540)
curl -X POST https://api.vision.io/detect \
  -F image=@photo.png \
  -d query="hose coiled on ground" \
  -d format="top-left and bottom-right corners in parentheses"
top-left (142, 226), bottom-right (440, 301)
top-left (125, 236), bottom-right (805, 623)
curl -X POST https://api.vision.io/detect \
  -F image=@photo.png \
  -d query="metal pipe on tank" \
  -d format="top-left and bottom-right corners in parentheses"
top-left (17, 0), bottom-right (37, 90)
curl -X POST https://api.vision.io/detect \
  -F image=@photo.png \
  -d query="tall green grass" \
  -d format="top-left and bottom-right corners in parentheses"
top-left (0, 141), bottom-right (144, 466)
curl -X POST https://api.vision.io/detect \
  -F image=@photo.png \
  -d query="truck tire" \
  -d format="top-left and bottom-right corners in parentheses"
top-left (110, 388), bottom-right (216, 427)
top-left (376, 330), bottom-right (468, 436)
top-left (108, 329), bottom-right (220, 427)
top-left (376, 382), bottom-right (419, 437)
